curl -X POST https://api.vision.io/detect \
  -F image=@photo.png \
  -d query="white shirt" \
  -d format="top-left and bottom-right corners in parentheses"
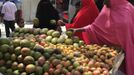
top-left (1, 1), bottom-right (17, 21)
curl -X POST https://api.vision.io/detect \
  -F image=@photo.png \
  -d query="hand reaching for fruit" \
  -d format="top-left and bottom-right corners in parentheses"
top-left (68, 28), bottom-right (85, 34)
top-left (57, 20), bottom-right (66, 26)
top-left (67, 28), bottom-right (77, 35)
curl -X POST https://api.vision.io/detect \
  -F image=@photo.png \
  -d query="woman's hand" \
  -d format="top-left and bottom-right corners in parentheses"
top-left (57, 20), bottom-right (65, 26)
top-left (67, 28), bottom-right (77, 34)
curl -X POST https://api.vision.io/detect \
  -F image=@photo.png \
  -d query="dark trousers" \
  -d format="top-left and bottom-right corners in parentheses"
top-left (4, 20), bottom-right (15, 37)
top-left (0, 29), bottom-right (1, 37)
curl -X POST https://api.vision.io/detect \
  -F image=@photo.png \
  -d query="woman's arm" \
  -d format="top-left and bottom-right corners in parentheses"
top-left (57, 20), bottom-right (66, 26)
top-left (75, 27), bottom-right (85, 32)
top-left (68, 27), bottom-right (85, 34)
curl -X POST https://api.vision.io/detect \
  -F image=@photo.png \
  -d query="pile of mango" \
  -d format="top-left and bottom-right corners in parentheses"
top-left (0, 28), bottom-right (119, 75)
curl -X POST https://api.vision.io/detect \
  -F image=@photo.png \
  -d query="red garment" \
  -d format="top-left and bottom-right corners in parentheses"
top-left (66, 0), bottom-right (99, 44)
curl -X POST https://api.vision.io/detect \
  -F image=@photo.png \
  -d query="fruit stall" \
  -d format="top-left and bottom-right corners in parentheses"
top-left (0, 28), bottom-right (124, 75)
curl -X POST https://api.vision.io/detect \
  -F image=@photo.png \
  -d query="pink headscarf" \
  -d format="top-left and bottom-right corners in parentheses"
top-left (84, 0), bottom-right (134, 75)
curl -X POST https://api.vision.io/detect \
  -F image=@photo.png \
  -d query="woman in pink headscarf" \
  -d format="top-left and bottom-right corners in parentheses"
top-left (72, 0), bottom-right (134, 74)
top-left (58, 0), bottom-right (99, 44)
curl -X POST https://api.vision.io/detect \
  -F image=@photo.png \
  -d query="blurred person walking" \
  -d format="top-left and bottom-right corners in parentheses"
top-left (1, 0), bottom-right (17, 37)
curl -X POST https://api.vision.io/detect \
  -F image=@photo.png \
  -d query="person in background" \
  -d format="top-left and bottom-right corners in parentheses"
top-left (56, 0), bottom-right (63, 13)
top-left (35, 0), bottom-right (60, 30)
top-left (69, 1), bottom-right (81, 23)
top-left (71, 0), bottom-right (134, 75)
top-left (11, 0), bottom-right (24, 28)
top-left (15, 9), bottom-right (24, 28)
top-left (0, 1), bottom-right (4, 23)
top-left (55, 0), bottom-right (69, 13)
top-left (1, 0), bottom-right (17, 37)
top-left (56, 0), bottom-right (69, 22)
top-left (58, 0), bottom-right (99, 44)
